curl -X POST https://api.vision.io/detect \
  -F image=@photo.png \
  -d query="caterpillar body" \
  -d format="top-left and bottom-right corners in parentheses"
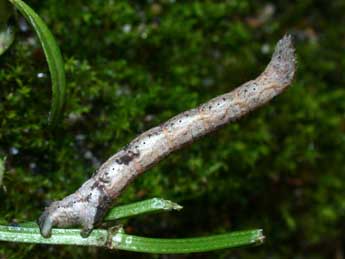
top-left (38, 35), bottom-right (296, 238)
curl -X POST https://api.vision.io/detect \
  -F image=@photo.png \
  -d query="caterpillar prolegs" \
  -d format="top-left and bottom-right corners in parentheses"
top-left (38, 35), bottom-right (296, 238)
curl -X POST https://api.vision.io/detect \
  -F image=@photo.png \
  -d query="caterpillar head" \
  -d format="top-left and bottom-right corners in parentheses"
top-left (38, 179), bottom-right (112, 238)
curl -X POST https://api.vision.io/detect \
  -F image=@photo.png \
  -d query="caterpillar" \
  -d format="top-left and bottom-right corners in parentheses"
top-left (38, 35), bottom-right (296, 238)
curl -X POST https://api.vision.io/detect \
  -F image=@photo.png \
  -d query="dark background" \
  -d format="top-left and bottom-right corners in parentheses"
top-left (1, 0), bottom-right (345, 258)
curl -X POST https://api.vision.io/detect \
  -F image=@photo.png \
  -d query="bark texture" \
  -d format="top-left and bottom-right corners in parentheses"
top-left (38, 35), bottom-right (296, 238)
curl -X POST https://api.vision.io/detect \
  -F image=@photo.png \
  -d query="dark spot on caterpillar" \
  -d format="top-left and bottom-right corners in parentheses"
top-left (86, 193), bottom-right (92, 202)
top-left (208, 106), bottom-right (212, 109)
top-left (94, 191), bottom-right (113, 226)
top-left (244, 89), bottom-right (248, 93)
top-left (91, 179), bottom-right (103, 190)
top-left (130, 149), bottom-right (140, 156)
top-left (148, 133), bottom-right (152, 137)
top-left (152, 130), bottom-right (160, 136)
top-left (222, 97), bottom-right (226, 101)
top-left (116, 150), bottom-right (140, 165)
top-left (170, 123), bottom-right (174, 126)
top-left (179, 120), bottom-right (181, 123)
top-left (117, 154), bottom-right (133, 165)
top-left (217, 103), bottom-right (220, 106)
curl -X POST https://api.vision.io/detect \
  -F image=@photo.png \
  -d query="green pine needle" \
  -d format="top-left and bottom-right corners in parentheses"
top-left (9, 0), bottom-right (66, 126)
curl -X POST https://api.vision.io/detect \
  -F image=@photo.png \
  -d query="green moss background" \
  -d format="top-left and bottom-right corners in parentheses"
top-left (1, 0), bottom-right (345, 258)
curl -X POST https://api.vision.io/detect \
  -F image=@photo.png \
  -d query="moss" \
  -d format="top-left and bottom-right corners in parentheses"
top-left (1, 0), bottom-right (345, 258)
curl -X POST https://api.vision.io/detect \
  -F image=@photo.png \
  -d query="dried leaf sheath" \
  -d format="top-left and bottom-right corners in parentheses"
top-left (38, 35), bottom-right (296, 238)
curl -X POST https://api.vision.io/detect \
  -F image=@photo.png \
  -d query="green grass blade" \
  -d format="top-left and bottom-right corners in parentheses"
top-left (0, 225), bottom-right (107, 246)
top-left (105, 198), bottom-right (183, 221)
top-left (9, 0), bottom-right (66, 126)
top-left (0, 24), bottom-right (15, 56)
top-left (109, 229), bottom-right (264, 253)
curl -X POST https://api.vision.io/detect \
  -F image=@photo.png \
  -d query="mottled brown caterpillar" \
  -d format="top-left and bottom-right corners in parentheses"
top-left (38, 35), bottom-right (296, 238)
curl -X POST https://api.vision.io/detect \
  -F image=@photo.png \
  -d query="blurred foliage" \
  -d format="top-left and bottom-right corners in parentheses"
top-left (1, 0), bottom-right (345, 258)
